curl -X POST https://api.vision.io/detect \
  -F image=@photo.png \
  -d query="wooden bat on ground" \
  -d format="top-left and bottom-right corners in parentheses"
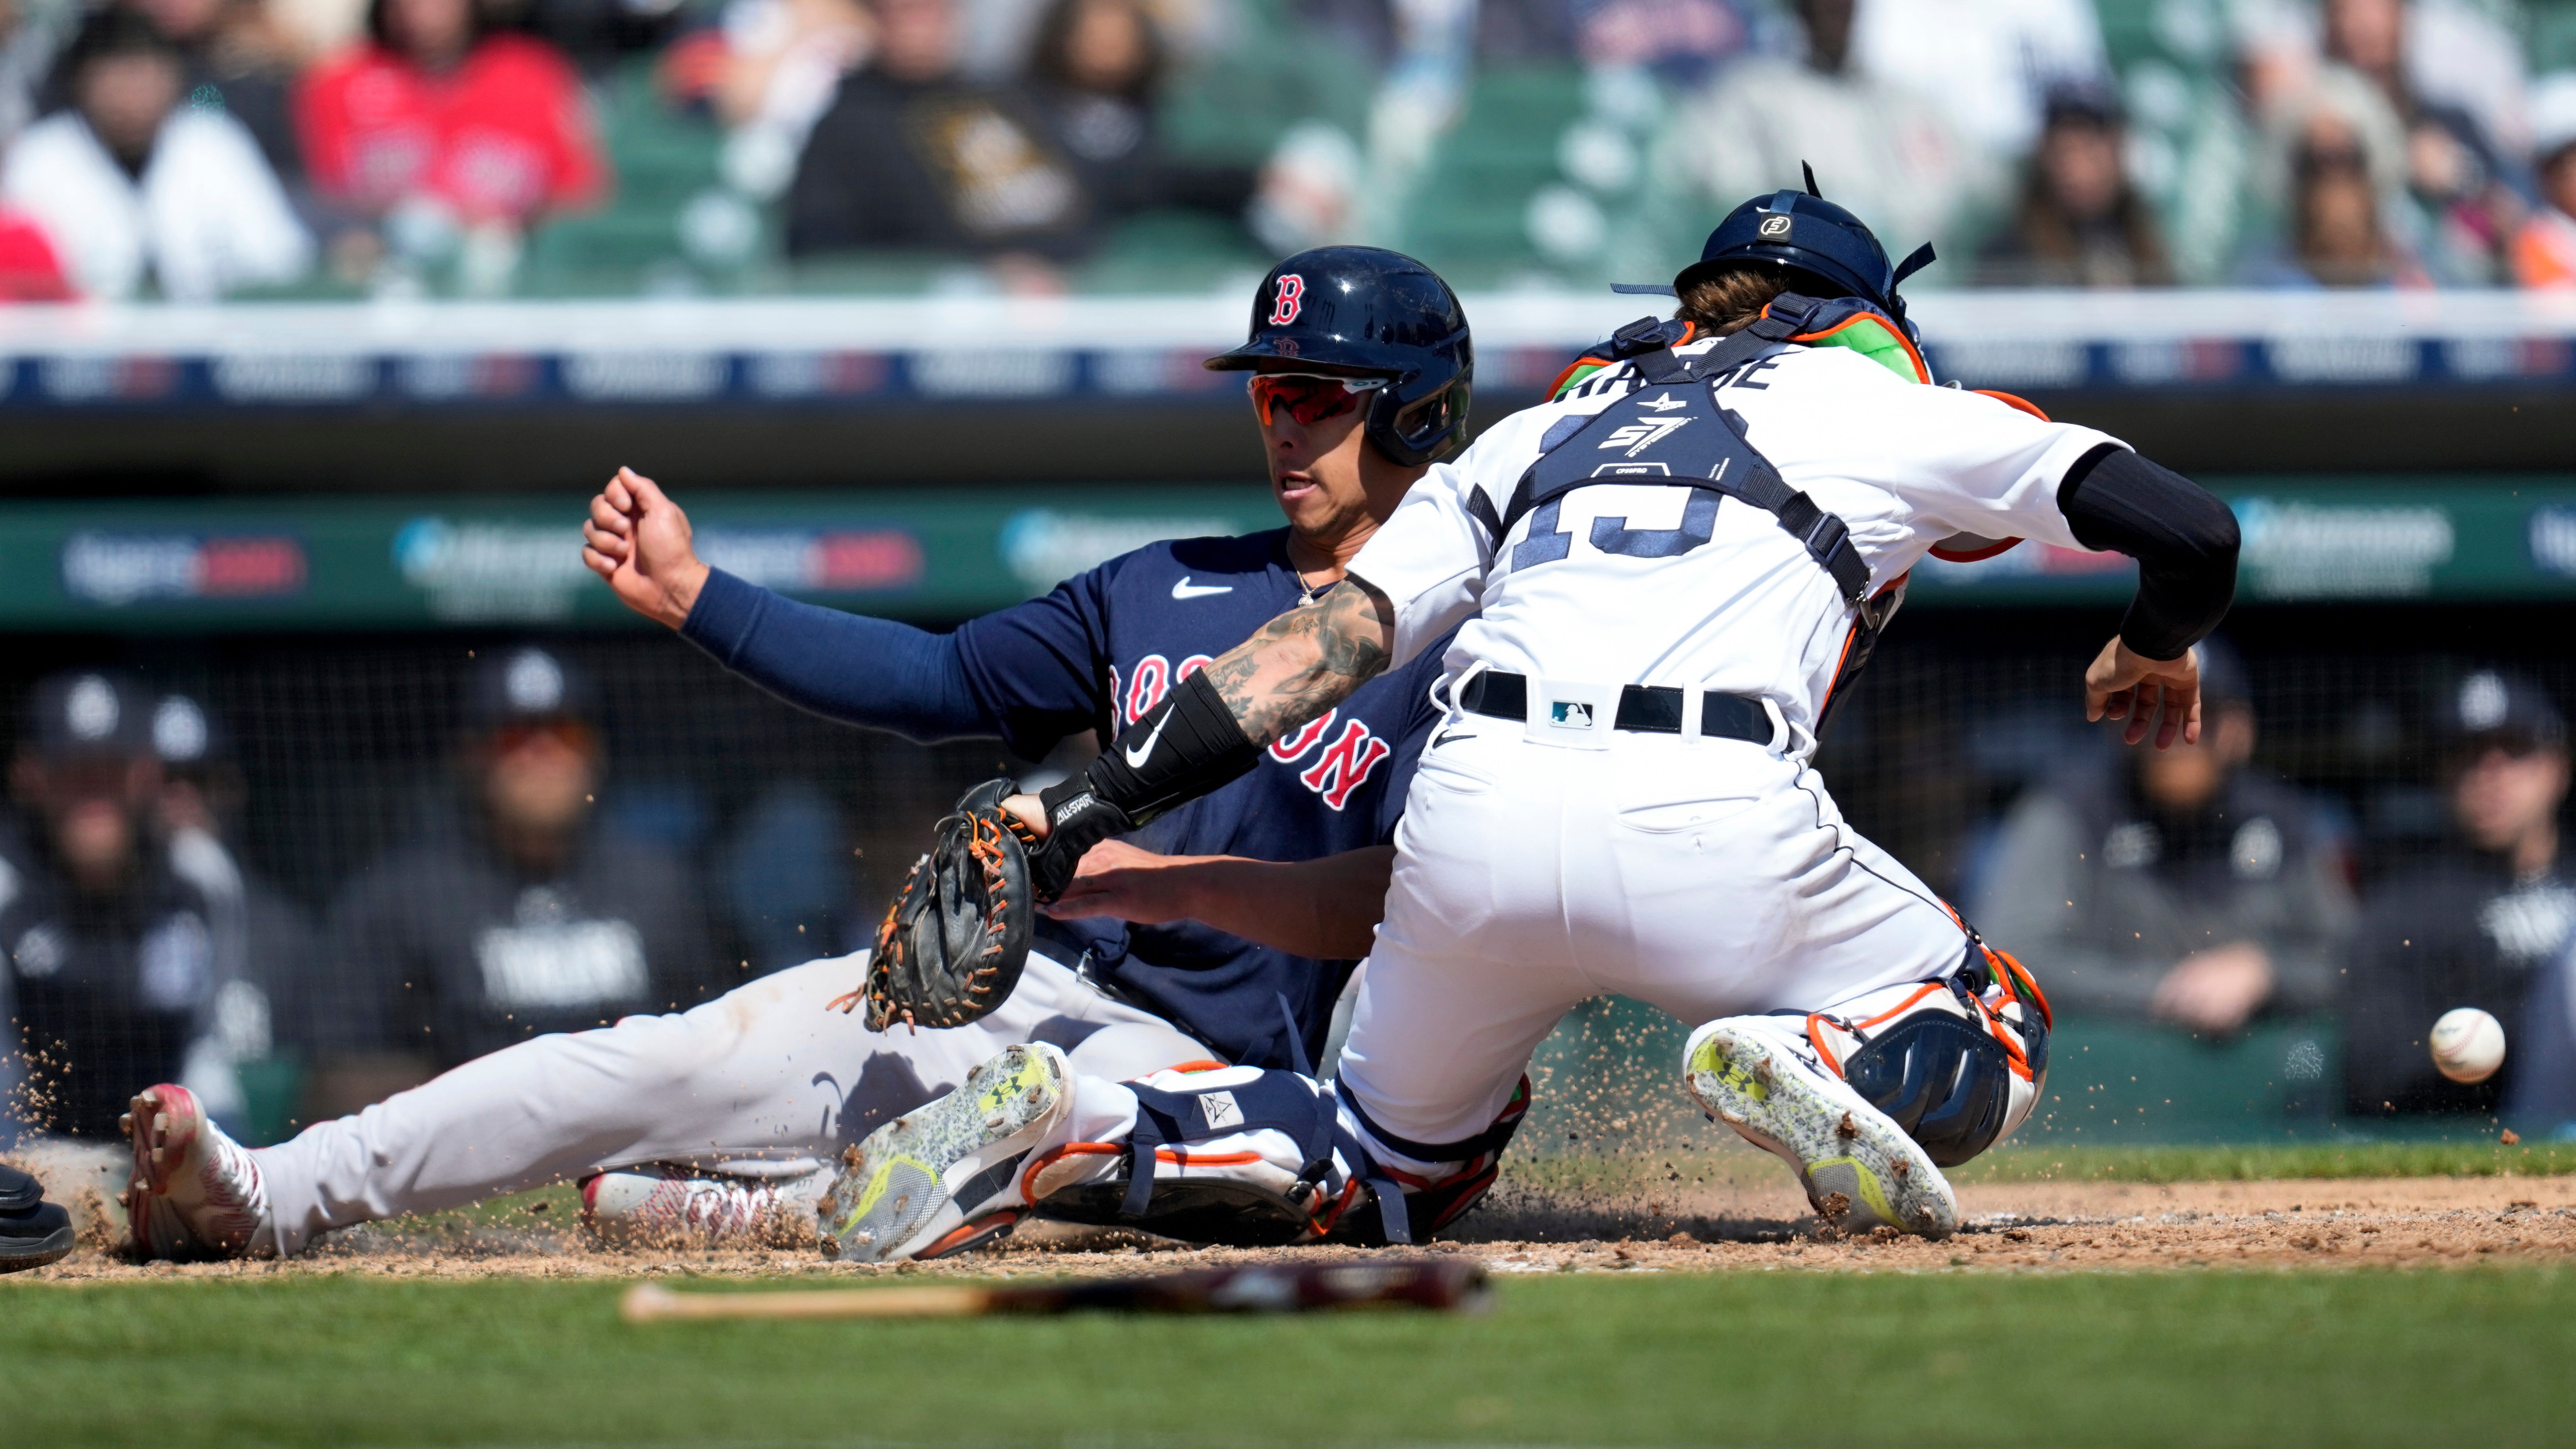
top-left (621, 1257), bottom-right (1488, 1322)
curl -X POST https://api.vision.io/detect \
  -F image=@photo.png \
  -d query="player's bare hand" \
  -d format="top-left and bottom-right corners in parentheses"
top-left (1001, 791), bottom-right (1049, 839)
top-left (2085, 636), bottom-right (2201, 749)
top-left (582, 467), bottom-right (708, 630)
top-left (2150, 943), bottom-right (2273, 1035)
top-left (1042, 840), bottom-right (1203, 925)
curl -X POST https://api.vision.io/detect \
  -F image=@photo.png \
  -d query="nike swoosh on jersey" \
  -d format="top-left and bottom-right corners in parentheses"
top-left (1124, 711), bottom-right (1173, 768)
top-left (1170, 577), bottom-right (1233, 599)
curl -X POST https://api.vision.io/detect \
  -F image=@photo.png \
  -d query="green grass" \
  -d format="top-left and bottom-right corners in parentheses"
top-left (1955, 1139), bottom-right (2576, 1183)
top-left (1494, 1137), bottom-right (2576, 1205)
top-left (6, 1268), bottom-right (2568, 1447)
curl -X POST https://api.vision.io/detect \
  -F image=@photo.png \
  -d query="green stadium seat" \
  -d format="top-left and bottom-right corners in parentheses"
top-left (521, 57), bottom-right (741, 295)
top-left (1077, 210), bottom-right (1269, 293)
top-left (1396, 65), bottom-right (1591, 286)
top-left (1158, 0), bottom-right (1381, 164)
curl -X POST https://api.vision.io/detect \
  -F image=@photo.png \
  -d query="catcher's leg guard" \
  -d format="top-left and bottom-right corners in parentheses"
top-left (1024, 1064), bottom-right (1399, 1245)
top-left (1022, 1066), bottom-right (1530, 1247)
top-left (1805, 942), bottom-right (2051, 1168)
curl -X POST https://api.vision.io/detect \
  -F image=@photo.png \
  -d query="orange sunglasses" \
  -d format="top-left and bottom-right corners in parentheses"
top-left (1248, 372), bottom-right (1388, 427)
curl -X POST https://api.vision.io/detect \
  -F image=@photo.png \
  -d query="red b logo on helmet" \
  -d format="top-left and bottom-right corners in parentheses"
top-left (1268, 274), bottom-right (1306, 326)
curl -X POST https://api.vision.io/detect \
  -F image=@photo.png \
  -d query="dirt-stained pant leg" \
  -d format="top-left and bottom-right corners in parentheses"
top-left (1334, 725), bottom-right (1967, 1174)
top-left (253, 950), bottom-right (1205, 1255)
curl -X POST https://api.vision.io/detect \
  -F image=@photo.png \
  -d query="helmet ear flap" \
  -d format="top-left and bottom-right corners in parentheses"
top-left (1366, 377), bottom-right (1470, 467)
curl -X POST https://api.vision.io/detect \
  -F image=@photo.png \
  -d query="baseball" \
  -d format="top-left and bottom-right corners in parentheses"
top-left (2429, 1008), bottom-right (2507, 1085)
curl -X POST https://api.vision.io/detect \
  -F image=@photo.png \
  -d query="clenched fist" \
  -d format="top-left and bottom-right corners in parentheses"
top-left (582, 467), bottom-right (710, 629)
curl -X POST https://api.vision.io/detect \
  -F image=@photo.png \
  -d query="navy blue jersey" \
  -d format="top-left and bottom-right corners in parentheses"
top-left (956, 529), bottom-right (1447, 1069)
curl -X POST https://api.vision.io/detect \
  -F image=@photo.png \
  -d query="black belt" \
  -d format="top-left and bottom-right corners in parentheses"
top-left (1458, 671), bottom-right (1774, 744)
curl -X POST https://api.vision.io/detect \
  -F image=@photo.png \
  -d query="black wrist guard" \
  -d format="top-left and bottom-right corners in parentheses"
top-left (1027, 670), bottom-right (1261, 900)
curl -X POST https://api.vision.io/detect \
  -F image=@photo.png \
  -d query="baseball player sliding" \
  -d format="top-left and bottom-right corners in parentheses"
top-left (820, 183), bottom-right (2241, 1261)
top-left (117, 248), bottom-right (1486, 1260)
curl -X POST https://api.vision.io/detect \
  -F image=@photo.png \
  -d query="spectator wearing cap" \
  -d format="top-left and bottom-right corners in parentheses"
top-left (1627, 0), bottom-right (1981, 288)
top-left (1973, 639), bottom-right (2356, 1034)
top-left (314, 647), bottom-right (717, 1113)
top-left (1976, 81), bottom-right (2173, 288)
top-left (0, 6), bottom-right (310, 301)
top-left (0, 672), bottom-right (239, 1142)
top-left (2510, 73), bottom-right (2576, 289)
top-left (2344, 671), bottom-right (2572, 1118)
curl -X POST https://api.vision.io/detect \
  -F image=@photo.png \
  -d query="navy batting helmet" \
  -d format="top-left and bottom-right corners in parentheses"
top-left (1204, 246), bottom-right (1472, 467)
top-left (1672, 168), bottom-right (1937, 330)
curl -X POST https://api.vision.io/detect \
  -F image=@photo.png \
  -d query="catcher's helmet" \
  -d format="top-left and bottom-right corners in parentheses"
top-left (1676, 170), bottom-right (1937, 331)
top-left (1205, 245), bottom-right (1473, 467)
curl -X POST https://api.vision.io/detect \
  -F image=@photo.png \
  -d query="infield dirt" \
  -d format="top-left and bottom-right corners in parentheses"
top-left (14, 1147), bottom-right (2574, 1282)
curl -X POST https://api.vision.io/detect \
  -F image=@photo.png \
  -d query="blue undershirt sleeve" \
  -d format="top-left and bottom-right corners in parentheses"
top-left (678, 567), bottom-right (997, 744)
top-left (953, 565), bottom-right (1117, 757)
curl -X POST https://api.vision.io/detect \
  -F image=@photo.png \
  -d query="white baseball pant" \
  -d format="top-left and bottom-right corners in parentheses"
top-left (254, 948), bottom-right (1205, 1254)
top-left (1333, 720), bottom-right (1969, 1168)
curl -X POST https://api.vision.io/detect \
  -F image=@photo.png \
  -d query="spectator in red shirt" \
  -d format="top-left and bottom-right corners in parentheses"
top-left (295, 0), bottom-right (606, 290)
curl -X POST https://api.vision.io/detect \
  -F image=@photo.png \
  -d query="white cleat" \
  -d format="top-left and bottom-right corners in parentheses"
top-left (818, 1042), bottom-right (1071, 1264)
top-left (122, 1083), bottom-right (274, 1260)
top-left (1685, 1016), bottom-right (1959, 1240)
top-left (581, 1166), bottom-right (802, 1248)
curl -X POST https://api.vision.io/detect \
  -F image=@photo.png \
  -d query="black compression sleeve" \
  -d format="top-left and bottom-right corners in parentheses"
top-left (2058, 444), bottom-right (2241, 660)
top-left (1075, 668), bottom-right (1261, 824)
top-left (1024, 670), bottom-right (1260, 899)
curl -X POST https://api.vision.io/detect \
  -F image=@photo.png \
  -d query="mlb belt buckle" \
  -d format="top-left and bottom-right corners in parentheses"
top-left (1526, 679), bottom-right (1619, 749)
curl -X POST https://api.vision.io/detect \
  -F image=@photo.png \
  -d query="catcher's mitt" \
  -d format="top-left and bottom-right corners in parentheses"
top-left (850, 779), bottom-right (1040, 1030)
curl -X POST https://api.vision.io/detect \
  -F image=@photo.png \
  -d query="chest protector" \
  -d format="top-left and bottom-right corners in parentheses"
top-left (1511, 292), bottom-right (1916, 732)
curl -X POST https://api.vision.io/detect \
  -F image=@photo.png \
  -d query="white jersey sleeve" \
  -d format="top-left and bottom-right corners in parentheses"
top-left (1765, 351), bottom-right (2116, 558)
top-left (1345, 460), bottom-right (1495, 669)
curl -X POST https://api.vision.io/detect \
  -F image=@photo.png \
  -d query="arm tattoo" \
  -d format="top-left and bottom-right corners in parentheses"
top-left (1200, 578), bottom-right (1395, 747)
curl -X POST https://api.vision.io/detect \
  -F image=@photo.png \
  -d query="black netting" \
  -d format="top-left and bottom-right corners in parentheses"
top-left (0, 629), bottom-right (1034, 1142)
top-left (6, 603), bottom-right (2569, 1146)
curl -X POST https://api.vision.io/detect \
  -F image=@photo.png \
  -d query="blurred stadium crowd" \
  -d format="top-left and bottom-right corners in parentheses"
top-left (0, 641), bottom-right (998, 1148)
top-left (6, 626), bottom-right (2576, 1152)
top-left (5, 0), bottom-right (2576, 299)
